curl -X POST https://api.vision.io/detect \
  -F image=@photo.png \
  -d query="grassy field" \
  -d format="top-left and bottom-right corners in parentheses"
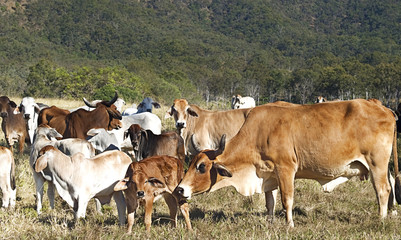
top-left (1, 98), bottom-right (401, 239)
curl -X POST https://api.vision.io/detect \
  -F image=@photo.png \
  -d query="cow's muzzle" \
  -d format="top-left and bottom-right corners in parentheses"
top-left (0, 112), bottom-right (7, 118)
top-left (137, 191), bottom-right (145, 198)
top-left (176, 122), bottom-right (185, 129)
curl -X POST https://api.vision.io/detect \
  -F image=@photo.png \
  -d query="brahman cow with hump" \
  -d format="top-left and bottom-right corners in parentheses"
top-left (165, 99), bottom-right (252, 157)
top-left (126, 124), bottom-right (185, 163)
top-left (175, 99), bottom-right (398, 228)
top-left (35, 146), bottom-right (131, 225)
top-left (38, 92), bottom-right (122, 139)
top-left (31, 124), bottom-right (96, 214)
top-left (114, 155), bottom-right (192, 233)
top-left (231, 94), bottom-right (256, 109)
top-left (0, 96), bottom-right (28, 153)
top-left (0, 146), bottom-right (16, 208)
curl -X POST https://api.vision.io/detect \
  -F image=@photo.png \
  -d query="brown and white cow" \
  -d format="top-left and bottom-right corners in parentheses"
top-left (35, 146), bottom-right (131, 225)
top-left (0, 146), bottom-right (16, 208)
top-left (175, 99), bottom-right (398, 227)
top-left (38, 92), bottom-right (122, 139)
top-left (0, 96), bottom-right (28, 153)
top-left (126, 124), bottom-right (185, 163)
top-left (165, 99), bottom-right (252, 157)
top-left (114, 155), bottom-right (192, 233)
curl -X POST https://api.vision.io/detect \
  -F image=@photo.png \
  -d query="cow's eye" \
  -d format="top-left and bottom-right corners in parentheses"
top-left (197, 163), bottom-right (206, 174)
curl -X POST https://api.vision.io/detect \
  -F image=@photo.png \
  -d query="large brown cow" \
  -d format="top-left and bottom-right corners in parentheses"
top-left (165, 99), bottom-right (252, 157)
top-left (0, 96), bottom-right (28, 153)
top-left (38, 93), bottom-right (122, 139)
top-left (175, 99), bottom-right (398, 228)
top-left (114, 155), bottom-right (192, 233)
top-left (126, 124), bottom-right (185, 163)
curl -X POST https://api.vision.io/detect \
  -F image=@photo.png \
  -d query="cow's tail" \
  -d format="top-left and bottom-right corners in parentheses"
top-left (393, 120), bottom-right (401, 204)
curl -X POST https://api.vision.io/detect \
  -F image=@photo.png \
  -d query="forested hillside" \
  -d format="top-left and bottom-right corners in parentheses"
top-left (1, 0), bottom-right (400, 106)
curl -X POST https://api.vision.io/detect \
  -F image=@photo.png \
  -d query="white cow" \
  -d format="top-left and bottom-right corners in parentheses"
top-left (122, 103), bottom-right (138, 116)
top-left (18, 97), bottom-right (49, 144)
top-left (111, 112), bottom-right (162, 150)
top-left (0, 146), bottom-right (16, 208)
top-left (231, 94), bottom-right (256, 109)
top-left (35, 146), bottom-right (132, 225)
top-left (31, 125), bottom-right (96, 214)
top-left (87, 128), bottom-right (120, 153)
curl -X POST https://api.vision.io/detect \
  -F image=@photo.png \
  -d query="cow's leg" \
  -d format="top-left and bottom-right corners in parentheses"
top-left (144, 197), bottom-right (154, 232)
top-left (370, 166), bottom-right (391, 218)
top-left (178, 200), bottom-right (192, 230)
top-left (94, 198), bottom-right (102, 214)
top-left (47, 182), bottom-right (55, 210)
top-left (163, 194), bottom-right (178, 227)
top-left (276, 166), bottom-right (296, 228)
top-left (34, 173), bottom-right (45, 214)
top-left (18, 136), bottom-right (24, 154)
top-left (265, 189), bottom-right (278, 223)
top-left (113, 192), bottom-right (126, 226)
top-left (75, 197), bottom-right (89, 220)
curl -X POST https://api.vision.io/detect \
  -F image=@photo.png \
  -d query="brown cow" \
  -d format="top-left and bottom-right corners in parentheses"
top-left (175, 99), bottom-right (398, 228)
top-left (0, 96), bottom-right (28, 153)
top-left (126, 124), bottom-right (185, 163)
top-left (38, 93), bottom-right (122, 139)
top-left (114, 155), bottom-right (192, 232)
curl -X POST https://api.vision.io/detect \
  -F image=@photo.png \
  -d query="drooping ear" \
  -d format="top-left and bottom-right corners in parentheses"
top-left (165, 106), bottom-right (173, 119)
top-left (141, 129), bottom-right (148, 142)
top-left (124, 129), bottom-right (129, 140)
top-left (187, 107), bottom-right (198, 117)
top-left (214, 163), bottom-right (232, 178)
top-left (35, 155), bottom-right (48, 172)
top-left (147, 177), bottom-right (165, 188)
top-left (152, 102), bottom-right (161, 109)
top-left (114, 178), bottom-right (129, 191)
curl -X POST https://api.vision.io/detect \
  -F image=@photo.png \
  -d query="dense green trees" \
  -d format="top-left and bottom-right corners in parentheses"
top-left (1, 0), bottom-right (401, 107)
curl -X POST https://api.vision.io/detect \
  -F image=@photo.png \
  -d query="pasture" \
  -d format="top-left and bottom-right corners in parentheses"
top-left (0, 98), bottom-right (401, 239)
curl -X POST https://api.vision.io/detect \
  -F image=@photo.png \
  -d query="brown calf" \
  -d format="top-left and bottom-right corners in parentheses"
top-left (126, 124), bottom-right (185, 163)
top-left (114, 155), bottom-right (192, 232)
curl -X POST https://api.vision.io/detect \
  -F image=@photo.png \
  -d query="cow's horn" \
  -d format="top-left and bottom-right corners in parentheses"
top-left (105, 92), bottom-right (118, 107)
top-left (83, 97), bottom-right (97, 108)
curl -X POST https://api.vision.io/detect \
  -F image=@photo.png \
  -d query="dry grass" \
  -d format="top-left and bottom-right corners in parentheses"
top-left (1, 97), bottom-right (401, 239)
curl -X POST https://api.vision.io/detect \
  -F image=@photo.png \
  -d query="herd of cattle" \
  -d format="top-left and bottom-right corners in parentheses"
top-left (0, 92), bottom-right (401, 233)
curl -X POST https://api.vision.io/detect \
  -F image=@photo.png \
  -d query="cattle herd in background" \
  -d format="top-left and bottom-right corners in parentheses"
top-left (0, 93), bottom-right (401, 233)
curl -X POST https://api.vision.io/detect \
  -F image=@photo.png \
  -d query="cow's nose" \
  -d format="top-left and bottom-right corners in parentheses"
top-left (137, 191), bottom-right (145, 198)
top-left (146, 109), bottom-right (151, 113)
top-left (0, 112), bottom-right (7, 118)
top-left (24, 113), bottom-right (30, 119)
top-left (176, 187), bottom-right (184, 196)
top-left (176, 122), bottom-right (185, 128)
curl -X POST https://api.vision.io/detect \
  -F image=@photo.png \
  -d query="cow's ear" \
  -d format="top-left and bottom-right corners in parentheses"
top-left (34, 104), bottom-right (41, 113)
top-left (124, 129), bottom-right (129, 140)
top-left (147, 177), bottom-right (165, 188)
top-left (214, 163), bottom-right (232, 178)
top-left (9, 101), bottom-right (17, 109)
top-left (114, 178), bottom-right (129, 191)
top-left (35, 155), bottom-right (48, 172)
top-left (165, 108), bottom-right (173, 119)
top-left (152, 102), bottom-right (161, 109)
top-left (216, 134), bottom-right (226, 155)
top-left (187, 107), bottom-right (198, 117)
